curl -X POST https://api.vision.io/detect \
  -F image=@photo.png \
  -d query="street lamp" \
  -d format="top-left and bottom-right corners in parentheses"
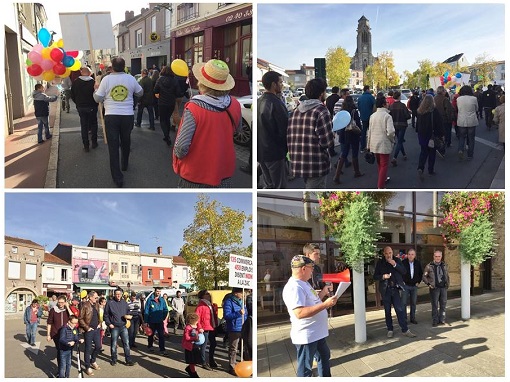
top-left (154, 3), bottom-right (173, 12)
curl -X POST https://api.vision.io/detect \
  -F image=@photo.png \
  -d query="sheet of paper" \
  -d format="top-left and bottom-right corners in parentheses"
top-left (334, 282), bottom-right (351, 298)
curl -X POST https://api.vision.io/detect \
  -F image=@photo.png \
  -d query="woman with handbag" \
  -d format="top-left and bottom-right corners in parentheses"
top-left (456, 85), bottom-right (479, 160)
top-left (416, 94), bottom-right (444, 179)
top-left (333, 95), bottom-right (364, 183)
top-left (367, 96), bottom-right (395, 189)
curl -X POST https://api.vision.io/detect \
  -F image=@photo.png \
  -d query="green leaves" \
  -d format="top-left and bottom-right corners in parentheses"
top-left (459, 215), bottom-right (496, 265)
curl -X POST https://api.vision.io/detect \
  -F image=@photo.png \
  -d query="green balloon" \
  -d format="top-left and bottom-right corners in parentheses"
top-left (26, 58), bottom-right (32, 66)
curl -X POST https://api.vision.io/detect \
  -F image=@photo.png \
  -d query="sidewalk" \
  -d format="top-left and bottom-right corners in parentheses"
top-left (257, 290), bottom-right (505, 377)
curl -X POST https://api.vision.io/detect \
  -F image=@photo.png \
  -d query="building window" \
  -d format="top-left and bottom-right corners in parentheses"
top-left (61, 269), bottom-right (67, 282)
top-left (11, 246), bottom-right (18, 254)
top-left (218, 3), bottom-right (232, 9)
top-left (164, 9), bottom-right (171, 38)
top-left (148, 269), bottom-right (153, 279)
top-left (131, 264), bottom-right (139, 274)
top-left (136, 29), bottom-right (143, 47)
top-left (46, 267), bottom-right (54, 281)
top-left (121, 262), bottom-right (128, 274)
top-left (81, 252), bottom-right (88, 259)
top-left (81, 267), bottom-right (90, 280)
top-left (153, 258), bottom-right (157, 264)
top-left (159, 269), bottom-right (164, 280)
top-left (177, 3), bottom-right (199, 24)
top-left (151, 15), bottom-right (156, 33)
top-left (8, 261), bottom-right (21, 279)
top-left (29, 249), bottom-right (35, 256)
top-left (111, 262), bottom-right (118, 273)
top-left (183, 268), bottom-right (188, 281)
top-left (26, 263), bottom-right (37, 280)
top-left (184, 34), bottom-right (203, 68)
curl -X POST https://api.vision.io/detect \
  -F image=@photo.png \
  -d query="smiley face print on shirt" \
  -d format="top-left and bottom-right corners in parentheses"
top-left (110, 85), bottom-right (129, 101)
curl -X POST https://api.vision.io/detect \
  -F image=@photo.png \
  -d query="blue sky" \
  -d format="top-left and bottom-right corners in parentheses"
top-left (258, 3), bottom-right (505, 78)
top-left (5, 193), bottom-right (252, 255)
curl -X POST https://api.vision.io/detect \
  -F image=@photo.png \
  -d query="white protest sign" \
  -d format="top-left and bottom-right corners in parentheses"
top-left (59, 12), bottom-right (115, 51)
top-left (228, 254), bottom-right (253, 289)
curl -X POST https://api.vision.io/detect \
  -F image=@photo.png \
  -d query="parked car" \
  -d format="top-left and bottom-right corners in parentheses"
top-left (233, 95), bottom-right (252, 147)
top-left (400, 89), bottom-right (412, 98)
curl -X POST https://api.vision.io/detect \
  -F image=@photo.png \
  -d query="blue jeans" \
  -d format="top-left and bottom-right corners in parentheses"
top-left (148, 322), bottom-right (165, 351)
top-left (128, 316), bottom-right (140, 347)
top-left (58, 348), bottom-right (72, 378)
top-left (296, 337), bottom-right (331, 377)
top-left (430, 287), bottom-right (447, 324)
top-left (83, 328), bottom-right (102, 368)
top-left (393, 127), bottom-right (407, 159)
top-left (360, 120), bottom-right (369, 151)
top-left (36, 116), bottom-right (51, 142)
top-left (136, 104), bottom-right (155, 128)
top-left (382, 288), bottom-right (408, 332)
top-left (26, 322), bottom-right (38, 344)
top-left (457, 126), bottom-right (476, 158)
top-left (200, 330), bottom-right (217, 365)
top-left (402, 285), bottom-right (418, 321)
top-left (104, 114), bottom-right (134, 183)
top-left (110, 325), bottom-right (132, 363)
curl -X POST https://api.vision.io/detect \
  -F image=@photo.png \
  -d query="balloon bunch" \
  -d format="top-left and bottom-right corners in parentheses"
top-left (25, 27), bottom-right (83, 81)
top-left (441, 71), bottom-right (463, 93)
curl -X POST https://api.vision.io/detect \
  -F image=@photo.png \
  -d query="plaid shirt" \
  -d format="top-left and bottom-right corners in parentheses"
top-left (287, 101), bottom-right (335, 178)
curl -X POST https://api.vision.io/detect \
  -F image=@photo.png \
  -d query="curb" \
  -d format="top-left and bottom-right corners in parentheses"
top-left (44, 99), bottom-right (60, 188)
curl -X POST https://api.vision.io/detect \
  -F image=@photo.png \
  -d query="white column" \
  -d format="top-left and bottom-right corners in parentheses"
top-left (460, 257), bottom-right (471, 320)
top-left (353, 261), bottom-right (367, 343)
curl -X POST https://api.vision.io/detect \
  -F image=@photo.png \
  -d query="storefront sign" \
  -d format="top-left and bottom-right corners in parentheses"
top-left (175, 24), bottom-right (202, 37)
top-left (228, 254), bottom-right (253, 289)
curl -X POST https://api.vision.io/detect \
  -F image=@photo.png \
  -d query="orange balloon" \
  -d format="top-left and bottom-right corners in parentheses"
top-left (234, 361), bottom-right (252, 378)
top-left (42, 70), bottom-right (55, 81)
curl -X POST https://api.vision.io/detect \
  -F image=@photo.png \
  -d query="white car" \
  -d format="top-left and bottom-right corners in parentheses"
top-left (234, 95), bottom-right (252, 147)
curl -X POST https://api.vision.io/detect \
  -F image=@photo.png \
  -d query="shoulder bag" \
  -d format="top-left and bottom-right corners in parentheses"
top-left (345, 110), bottom-right (362, 134)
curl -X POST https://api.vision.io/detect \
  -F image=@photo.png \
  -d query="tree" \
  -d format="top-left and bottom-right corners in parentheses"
top-left (370, 52), bottom-right (399, 90)
top-left (180, 194), bottom-right (252, 290)
top-left (472, 53), bottom-right (498, 86)
top-left (324, 46), bottom-right (351, 88)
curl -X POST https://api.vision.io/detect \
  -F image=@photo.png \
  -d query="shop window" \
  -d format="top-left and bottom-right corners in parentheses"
top-left (224, 24), bottom-right (239, 76)
top-left (184, 34), bottom-right (203, 68)
top-left (121, 262), bottom-right (128, 274)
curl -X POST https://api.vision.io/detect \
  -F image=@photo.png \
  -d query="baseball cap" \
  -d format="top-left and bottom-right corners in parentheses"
top-left (291, 255), bottom-right (315, 268)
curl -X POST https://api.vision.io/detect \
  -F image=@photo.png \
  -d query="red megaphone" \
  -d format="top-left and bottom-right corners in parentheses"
top-left (321, 269), bottom-right (351, 283)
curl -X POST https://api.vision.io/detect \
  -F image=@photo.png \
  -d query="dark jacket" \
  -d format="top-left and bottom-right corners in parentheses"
top-left (176, 76), bottom-right (190, 98)
top-left (402, 258), bottom-right (423, 286)
top-left (482, 89), bottom-right (497, 108)
top-left (71, 77), bottom-right (98, 108)
top-left (78, 300), bottom-right (100, 332)
top-left (416, 108), bottom-right (444, 146)
top-left (24, 305), bottom-right (43, 325)
top-left (257, 92), bottom-right (289, 162)
top-left (326, 93), bottom-right (341, 118)
top-left (138, 75), bottom-right (154, 106)
top-left (408, 95), bottom-right (420, 111)
top-left (47, 307), bottom-right (70, 339)
top-left (423, 261), bottom-right (450, 289)
top-left (59, 323), bottom-right (81, 351)
top-left (33, 90), bottom-right (58, 117)
top-left (104, 298), bottom-right (130, 327)
top-left (389, 101), bottom-right (411, 128)
top-left (154, 74), bottom-right (179, 107)
top-left (373, 256), bottom-right (407, 298)
top-left (433, 93), bottom-right (453, 124)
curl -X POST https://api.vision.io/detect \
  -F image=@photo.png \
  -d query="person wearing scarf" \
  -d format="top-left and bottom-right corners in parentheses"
top-left (47, 295), bottom-right (73, 372)
top-left (423, 250), bottom-right (450, 326)
top-left (195, 290), bottom-right (219, 370)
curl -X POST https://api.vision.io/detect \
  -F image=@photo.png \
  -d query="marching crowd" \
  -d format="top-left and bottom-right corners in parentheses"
top-left (257, 71), bottom-right (505, 189)
top-left (24, 286), bottom-right (252, 378)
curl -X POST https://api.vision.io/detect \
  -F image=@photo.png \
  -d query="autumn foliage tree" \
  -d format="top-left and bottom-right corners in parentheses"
top-left (180, 194), bottom-right (252, 290)
top-left (325, 46), bottom-right (351, 88)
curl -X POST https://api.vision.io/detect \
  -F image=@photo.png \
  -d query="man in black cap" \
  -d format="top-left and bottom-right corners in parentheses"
top-left (143, 286), bottom-right (169, 355)
top-left (281, 255), bottom-right (338, 377)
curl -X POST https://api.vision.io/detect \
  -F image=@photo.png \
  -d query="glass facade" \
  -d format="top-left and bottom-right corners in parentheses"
top-left (257, 191), bottom-right (491, 325)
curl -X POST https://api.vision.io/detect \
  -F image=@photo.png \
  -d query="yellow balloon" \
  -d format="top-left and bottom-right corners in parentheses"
top-left (57, 38), bottom-right (64, 48)
top-left (234, 361), bottom-right (252, 378)
top-left (60, 68), bottom-right (72, 78)
top-left (171, 59), bottom-right (189, 77)
top-left (41, 47), bottom-right (51, 60)
top-left (70, 60), bottom-right (81, 71)
top-left (42, 70), bottom-right (55, 81)
top-left (80, 290), bottom-right (87, 298)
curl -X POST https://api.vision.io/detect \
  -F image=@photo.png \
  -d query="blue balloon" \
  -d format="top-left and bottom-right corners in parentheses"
top-left (63, 55), bottom-right (75, 68)
top-left (38, 28), bottom-right (51, 48)
top-left (195, 333), bottom-right (205, 346)
top-left (332, 110), bottom-right (351, 132)
top-left (455, 72), bottom-right (462, 78)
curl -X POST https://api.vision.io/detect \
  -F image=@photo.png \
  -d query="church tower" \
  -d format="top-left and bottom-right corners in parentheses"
top-left (351, 15), bottom-right (375, 71)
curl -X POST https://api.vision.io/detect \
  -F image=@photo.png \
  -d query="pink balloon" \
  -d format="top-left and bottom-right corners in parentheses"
top-left (67, 50), bottom-right (79, 58)
top-left (53, 63), bottom-right (66, 75)
top-left (33, 43), bottom-right (44, 53)
top-left (41, 59), bottom-right (54, 71)
top-left (28, 51), bottom-right (42, 65)
top-left (50, 48), bottom-right (64, 62)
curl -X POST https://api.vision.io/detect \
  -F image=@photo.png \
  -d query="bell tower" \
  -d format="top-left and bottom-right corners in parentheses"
top-left (351, 15), bottom-right (375, 71)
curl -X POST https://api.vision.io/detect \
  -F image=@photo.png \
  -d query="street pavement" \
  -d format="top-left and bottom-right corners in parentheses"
top-left (257, 290), bottom-right (505, 377)
top-left (4, 315), bottom-right (240, 378)
top-left (258, 116), bottom-right (505, 189)
top-left (6, 94), bottom-right (252, 188)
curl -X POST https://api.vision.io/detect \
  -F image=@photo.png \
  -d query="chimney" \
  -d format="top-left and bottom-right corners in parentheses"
top-left (157, 246), bottom-right (163, 255)
top-left (92, 235), bottom-right (95, 247)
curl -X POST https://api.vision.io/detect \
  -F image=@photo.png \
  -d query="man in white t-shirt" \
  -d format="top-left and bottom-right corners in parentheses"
top-left (282, 255), bottom-right (338, 377)
top-left (94, 57), bottom-right (143, 187)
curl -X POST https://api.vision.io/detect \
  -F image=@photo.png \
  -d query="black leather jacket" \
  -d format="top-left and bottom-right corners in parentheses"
top-left (373, 256), bottom-right (407, 297)
top-left (257, 92), bottom-right (289, 162)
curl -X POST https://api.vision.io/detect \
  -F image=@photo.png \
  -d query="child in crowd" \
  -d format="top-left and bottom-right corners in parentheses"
top-left (32, 83), bottom-right (58, 144)
top-left (182, 313), bottom-right (203, 377)
top-left (58, 315), bottom-right (84, 378)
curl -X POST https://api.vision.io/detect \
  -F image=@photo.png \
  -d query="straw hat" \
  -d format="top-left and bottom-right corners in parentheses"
top-left (192, 59), bottom-right (235, 91)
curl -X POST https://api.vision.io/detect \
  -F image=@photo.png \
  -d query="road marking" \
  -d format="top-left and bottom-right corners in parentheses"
top-left (475, 136), bottom-right (503, 150)
top-left (20, 342), bottom-right (40, 355)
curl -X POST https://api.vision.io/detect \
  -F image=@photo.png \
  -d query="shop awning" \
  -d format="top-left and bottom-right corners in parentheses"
top-left (179, 283), bottom-right (193, 289)
top-left (47, 288), bottom-right (71, 293)
top-left (74, 283), bottom-right (118, 290)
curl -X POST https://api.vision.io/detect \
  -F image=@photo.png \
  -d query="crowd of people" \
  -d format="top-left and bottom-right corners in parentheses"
top-left (257, 72), bottom-right (505, 189)
top-left (38, 57), bottom-right (243, 188)
top-left (27, 286), bottom-right (252, 378)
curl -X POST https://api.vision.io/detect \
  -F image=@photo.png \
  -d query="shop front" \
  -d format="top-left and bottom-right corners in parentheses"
top-left (171, 5), bottom-right (252, 96)
top-left (5, 287), bottom-right (38, 314)
top-left (257, 192), bottom-right (495, 326)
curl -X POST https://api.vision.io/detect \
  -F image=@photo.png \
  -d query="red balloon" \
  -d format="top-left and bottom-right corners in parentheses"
top-left (50, 48), bottom-right (64, 62)
top-left (53, 63), bottom-right (66, 75)
top-left (27, 64), bottom-right (43, 77)
top-left (447, 76), bottom-right (451, 81)
top-left (67, 50), bottom-right (79, 58)
top-left (99, 63), bottom-right (105, 70)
